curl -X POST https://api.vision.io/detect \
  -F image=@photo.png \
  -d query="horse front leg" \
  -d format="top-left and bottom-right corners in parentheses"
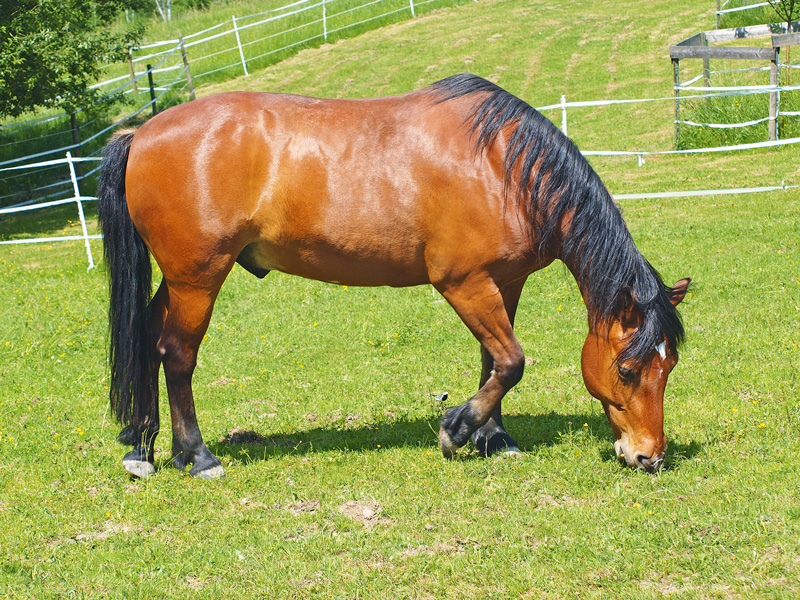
top-left (436, 276), bottom-right (526, 458)
top-left (158, 283), bottom-right (225, 479)
top-left (469, 281), bottom-right (525, 456)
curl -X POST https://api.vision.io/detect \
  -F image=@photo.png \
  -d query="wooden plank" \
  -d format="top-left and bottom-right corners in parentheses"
top-left (705, 24), bottom-right (774, 44)
top-left (669, 45), bottom-right (777, 60)
top-left (773, 32), bottom-right (800, 48)
top-left (677, 33), bottom-right (707, 47)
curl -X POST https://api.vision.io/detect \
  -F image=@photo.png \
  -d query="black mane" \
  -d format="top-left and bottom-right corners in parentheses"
top-left (429, 74), bottom-right (684, 365)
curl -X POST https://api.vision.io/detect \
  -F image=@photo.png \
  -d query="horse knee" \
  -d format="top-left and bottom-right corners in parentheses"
top-left (495, 349), bottom-right (525, 388)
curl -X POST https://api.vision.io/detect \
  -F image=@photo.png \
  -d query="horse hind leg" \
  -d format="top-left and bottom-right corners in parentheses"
top-left (121, 281), bottom-right (168, 478)
top-left (436, 276), bottom-right (525, 458)
top-left (158, 281), bottom-right (225, 478)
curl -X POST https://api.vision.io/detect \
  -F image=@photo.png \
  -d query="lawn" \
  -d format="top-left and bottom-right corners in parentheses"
top-left (1, 0), bottom-right (799, 598)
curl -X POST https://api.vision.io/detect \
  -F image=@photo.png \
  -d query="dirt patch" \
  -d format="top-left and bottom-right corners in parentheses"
top-left (288, 500), bottom-right (321, 515)
top-left (209, 376), bottom-right (235, 386)
top-left (339, 500), bottom-right (390, 526)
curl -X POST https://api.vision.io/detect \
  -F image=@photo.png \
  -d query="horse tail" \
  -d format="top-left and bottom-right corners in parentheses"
top-left (97, 129), bottom-right (153, 444)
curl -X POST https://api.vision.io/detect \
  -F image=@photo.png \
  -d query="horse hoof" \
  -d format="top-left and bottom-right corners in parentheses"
top-left (494, 446), bottom-right (521, 458)
top-left (439, 428), bottom-right (459, 459)
top-left (123, 459), bottom-right (155, 479)
top-left (192, 464), bottom-right (226, 479)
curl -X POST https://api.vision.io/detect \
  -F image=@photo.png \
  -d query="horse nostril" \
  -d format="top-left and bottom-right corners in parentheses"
top-left (635, 454), bottom-right (663, 473)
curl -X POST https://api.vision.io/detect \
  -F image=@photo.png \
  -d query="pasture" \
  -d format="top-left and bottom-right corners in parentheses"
top-left (1, 0), bottom-right (799, 597)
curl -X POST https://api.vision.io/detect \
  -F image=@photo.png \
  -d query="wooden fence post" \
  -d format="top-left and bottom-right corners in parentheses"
top-left (147, 64), bottom-right (158, 116)
top-left (179, 35), bottom-right (196, 101)
top-left (128, 52), bottom-right (139, 96)
top-left (672, 59), bottom-right (680, 148)
top-left (769, 49), bottom-right (779, 141)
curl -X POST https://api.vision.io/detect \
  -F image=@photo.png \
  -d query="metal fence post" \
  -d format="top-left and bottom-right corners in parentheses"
top-left (410, 0), bottom-right (415, 17)
top-left (147, 64), bottom-right (158, 116)
top-left (232, 16), bottom-right (249, 76)
top-left (66, 152), bottom-right (95, 271)
top-left (560, 95), bottom-right (567, 137)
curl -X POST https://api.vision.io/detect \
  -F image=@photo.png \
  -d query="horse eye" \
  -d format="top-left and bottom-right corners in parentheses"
top-left (618, 366), bottom-right (635, 381)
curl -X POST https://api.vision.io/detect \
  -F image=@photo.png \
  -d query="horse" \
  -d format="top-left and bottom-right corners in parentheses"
top-left (97, 74), bottom-right (689, 479)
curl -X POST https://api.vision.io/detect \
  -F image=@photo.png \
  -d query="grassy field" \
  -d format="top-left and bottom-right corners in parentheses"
top-left (2, 0), bottom-right (800, 598)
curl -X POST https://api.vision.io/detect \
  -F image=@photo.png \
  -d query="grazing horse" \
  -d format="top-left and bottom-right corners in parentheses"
top-left (97, 74), bottom-right (689, 479)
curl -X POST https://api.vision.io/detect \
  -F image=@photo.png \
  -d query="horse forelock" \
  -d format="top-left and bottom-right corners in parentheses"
top-left (429, 74), bottom-right (684, 365)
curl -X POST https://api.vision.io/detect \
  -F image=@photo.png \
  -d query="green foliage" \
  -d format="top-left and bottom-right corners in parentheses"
top-left (0, 0), bottom-right (143, 117)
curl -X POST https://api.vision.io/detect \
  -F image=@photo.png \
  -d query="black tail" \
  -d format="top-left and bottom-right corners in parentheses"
top-left (97, 130), bottom-right (154, 444)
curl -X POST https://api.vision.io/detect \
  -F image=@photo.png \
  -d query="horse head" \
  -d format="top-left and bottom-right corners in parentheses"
top-left (580, 278), bottom-right (690, 472)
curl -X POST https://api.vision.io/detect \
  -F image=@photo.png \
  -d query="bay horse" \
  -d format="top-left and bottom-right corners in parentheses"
top-left (97, 74), bottom-right (689, 479)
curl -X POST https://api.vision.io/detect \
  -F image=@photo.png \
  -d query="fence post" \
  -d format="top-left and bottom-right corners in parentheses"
top-left (769, 49), bottom-right (779, 141)
top-left (672, 58), bottom-right (680, 148)
top-left (66, 151), bottom-right (95, 271)
top-left (715, 0), bottom-right (720, 30)
top-left (232, 16), bottom-right (249, 76)
top-left (179, 35), bottom-right (196, 101)
top-left (560, 95), bottom-right (567, 137)
top-left (147, 64), bottom-right (158, 116)
top-left (323, 0), bottom-right (328, 41)
top-left (128, 51), bottom-right (138, 96)
top-left (69, 113), bottom-right (83, 179)
top-left (701, 32), bottom-right (710, 87)
top-left (409, 0), bottom-right (415, 17)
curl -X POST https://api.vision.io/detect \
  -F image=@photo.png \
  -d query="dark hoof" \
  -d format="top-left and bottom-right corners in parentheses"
top-left (471, 424), bottom-right (519, 458)
top-left (172, 442), bottom-right (223, 478)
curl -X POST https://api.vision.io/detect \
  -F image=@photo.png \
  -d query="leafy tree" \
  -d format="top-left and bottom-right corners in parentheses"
top-left (768, 0), bottom-right (799, 83)
top-left (769, 0), bottom-right (800, 31)
top-left (0, 0), bottom-right (144, 118)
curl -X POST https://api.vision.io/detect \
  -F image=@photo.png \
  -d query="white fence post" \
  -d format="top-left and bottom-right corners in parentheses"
top-left (560, 95), bottom-right (568, 137)
top-left (323, 0), bottom-right (328, 41)
top-left (66, 152), bottom-right (95, 271)
top-left (232, 16), bottom-right (249, 76)
top-left (410, 0), bottom-right (415, 17)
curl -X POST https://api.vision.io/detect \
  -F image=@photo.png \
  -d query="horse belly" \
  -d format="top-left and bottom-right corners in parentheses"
top-left (238, 231), bottom-right (430, 287)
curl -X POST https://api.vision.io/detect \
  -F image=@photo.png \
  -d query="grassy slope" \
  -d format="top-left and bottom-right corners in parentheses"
top-left (1, 0), bottom-right (799, 598)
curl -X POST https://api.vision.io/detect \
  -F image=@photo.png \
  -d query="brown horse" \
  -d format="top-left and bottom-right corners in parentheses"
top-left (97, 74), bottom-right (689, 479)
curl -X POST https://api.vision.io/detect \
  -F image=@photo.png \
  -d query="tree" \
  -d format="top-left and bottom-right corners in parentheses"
top-left (0, 0), bottom-right (144, 119)
top-left (768, 0), bottom-right (800, 84)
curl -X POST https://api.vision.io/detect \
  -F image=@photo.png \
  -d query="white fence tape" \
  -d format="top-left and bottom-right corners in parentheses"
top-left (0, 154), bottom-right (99, 270)
top-left (715, 1), bottom-right (770, 15)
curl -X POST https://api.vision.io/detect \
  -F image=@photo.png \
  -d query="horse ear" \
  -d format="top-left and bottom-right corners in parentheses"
top-left (616, 287), bottom-right (638, 328)
top-left (669, 277), bottom-right (691, 307)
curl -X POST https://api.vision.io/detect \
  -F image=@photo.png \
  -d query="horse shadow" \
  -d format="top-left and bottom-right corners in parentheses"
top-left (204, 409), bottom-right (703, 471)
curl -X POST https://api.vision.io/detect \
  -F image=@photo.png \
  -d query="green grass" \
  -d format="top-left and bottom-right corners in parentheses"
top-left (2, 0), bottom-right (800, 598)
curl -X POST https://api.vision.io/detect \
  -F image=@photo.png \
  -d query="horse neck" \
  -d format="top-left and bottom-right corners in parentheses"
top-left (545, 184), bottom-right (642, 323)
